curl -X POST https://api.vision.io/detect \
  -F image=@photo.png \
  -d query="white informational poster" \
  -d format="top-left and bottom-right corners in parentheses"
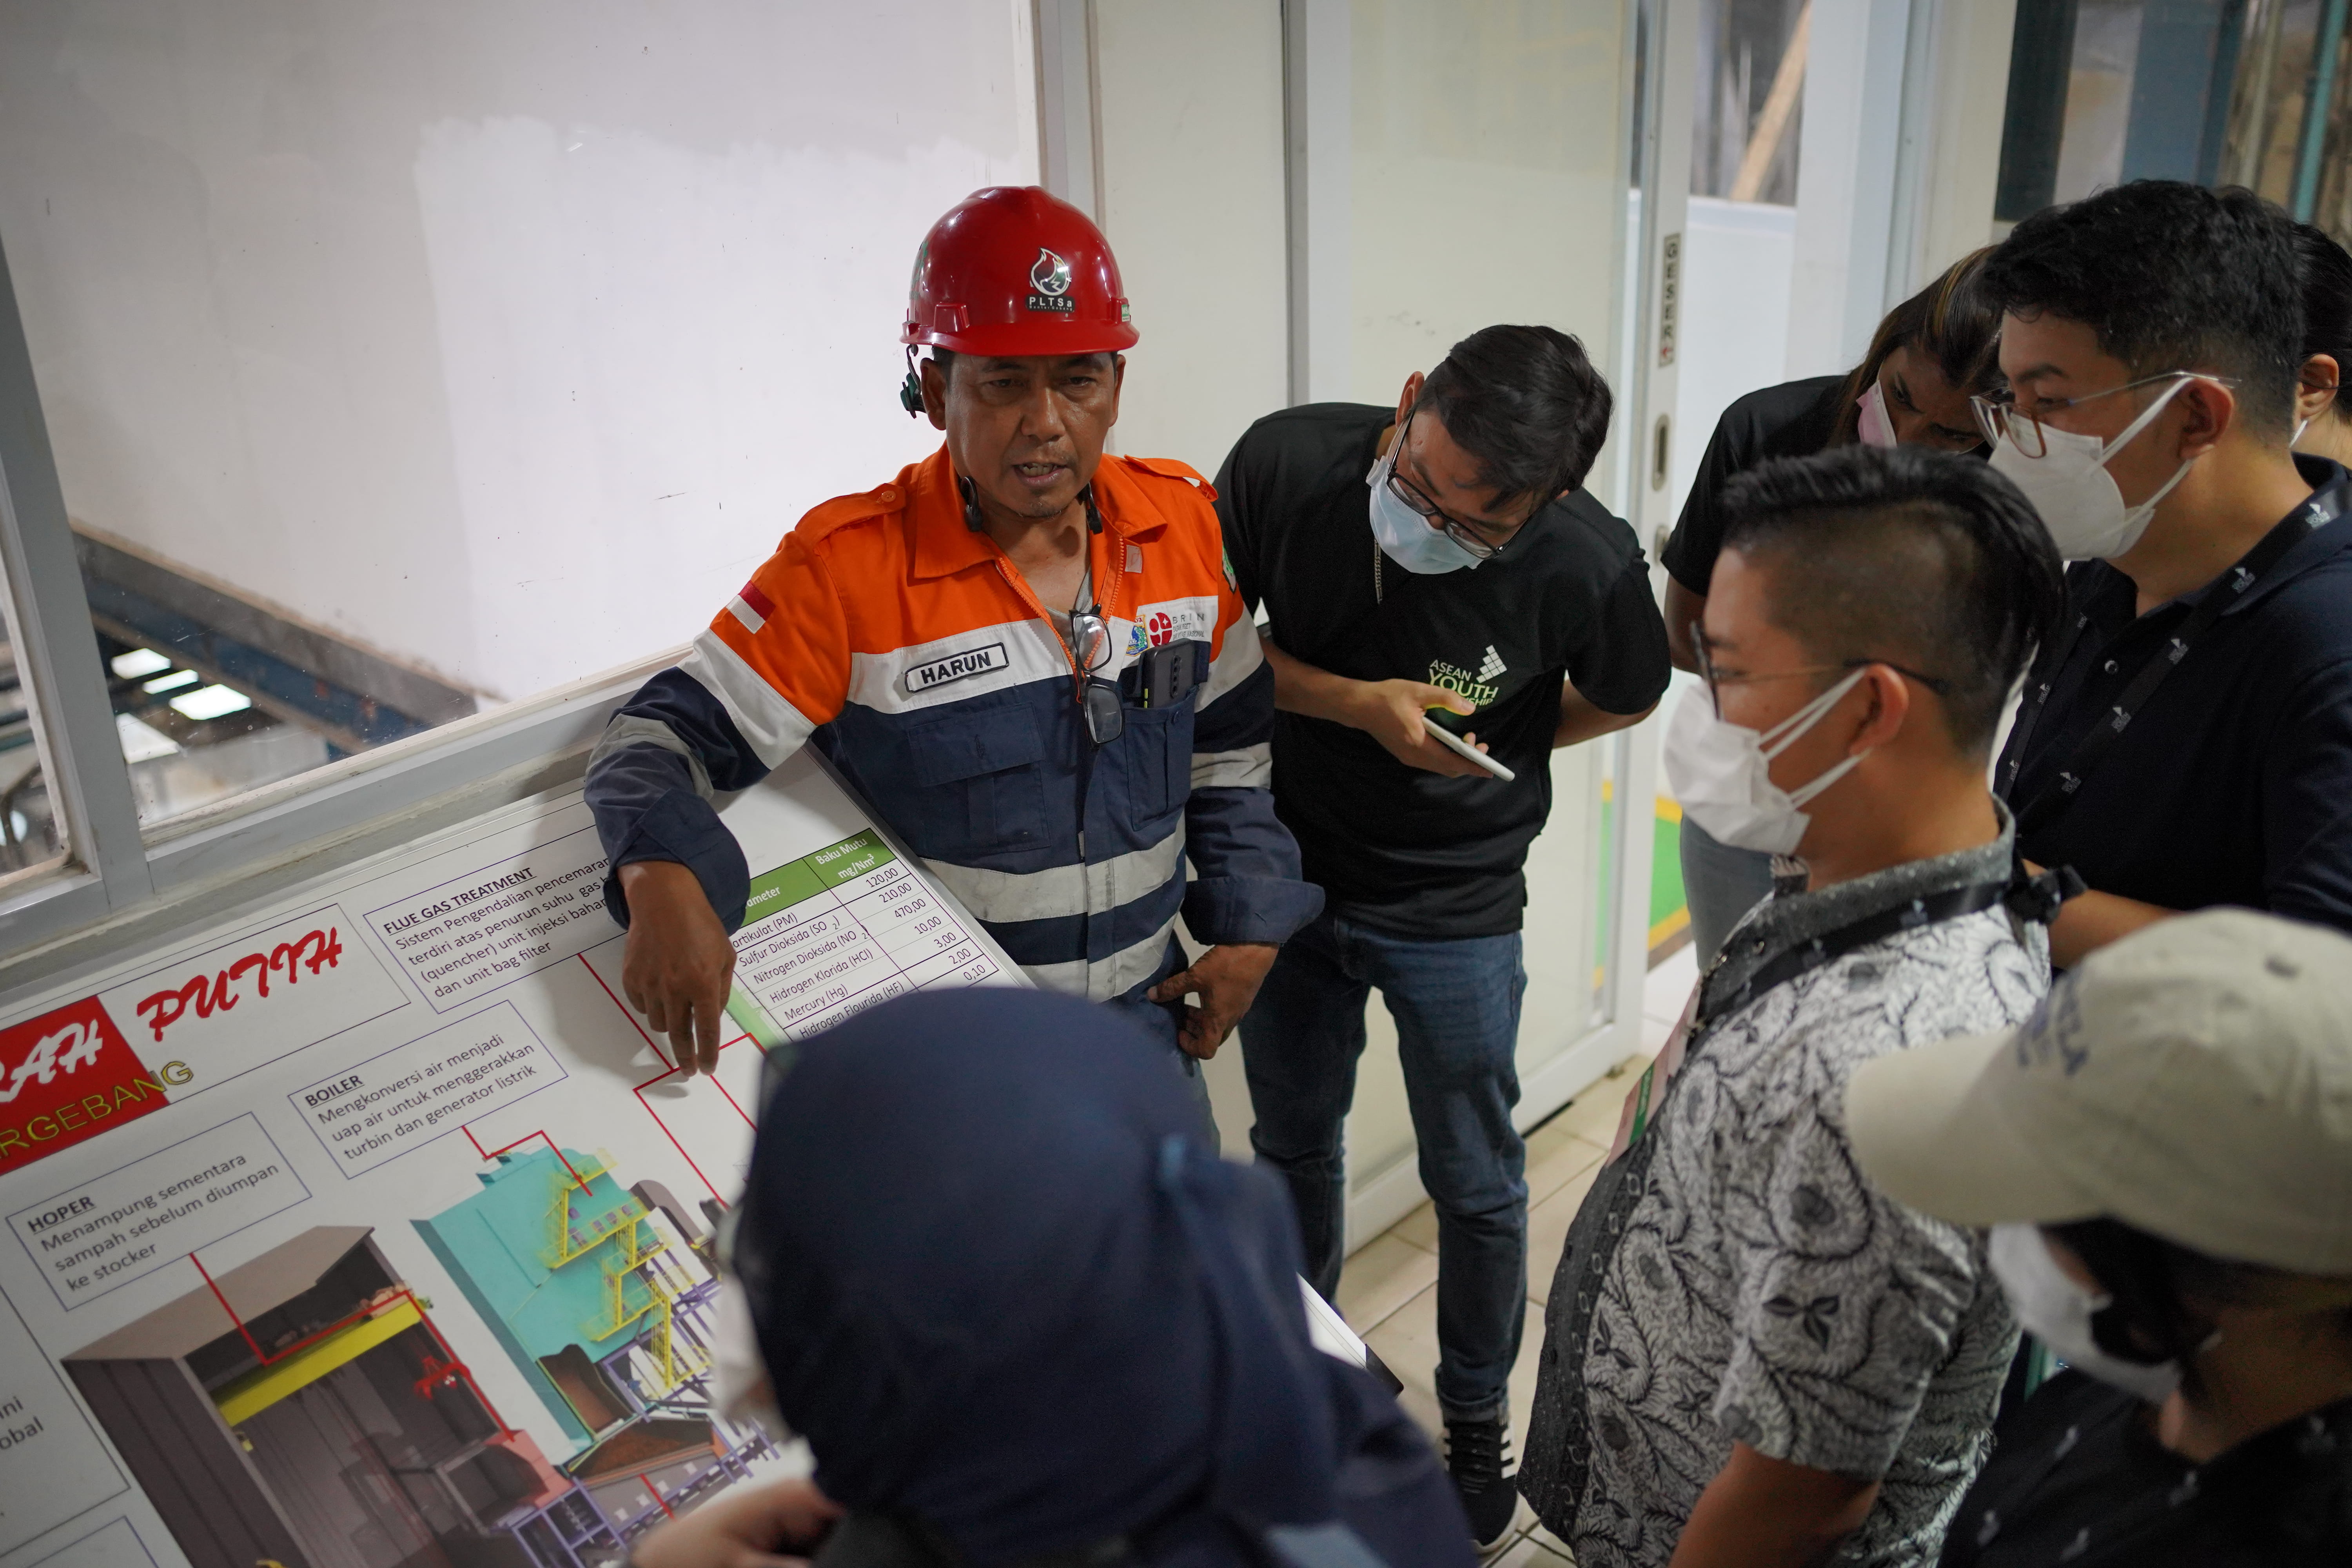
top-left (0, 753), bottom-right (1016, 1568)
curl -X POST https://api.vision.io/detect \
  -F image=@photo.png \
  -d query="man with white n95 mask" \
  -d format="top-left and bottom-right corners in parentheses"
top-left (1976, 181), bottom-right (2352, 969)
top-left (1523, 444), bottom-right (2076, 1568)
top-left (1845, 907), bottom-right (2352, 1567)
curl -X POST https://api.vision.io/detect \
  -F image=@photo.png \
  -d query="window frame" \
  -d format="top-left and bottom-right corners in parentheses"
top-left (0, 234), bottom-right (669, 976)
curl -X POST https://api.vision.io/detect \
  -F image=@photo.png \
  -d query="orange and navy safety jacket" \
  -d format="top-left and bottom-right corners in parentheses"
top-left (584, 446), bottom-right (1322, 1003)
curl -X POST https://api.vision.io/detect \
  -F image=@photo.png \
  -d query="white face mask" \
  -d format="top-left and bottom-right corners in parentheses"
top-left (1987, 1224), bottom-right (2184, 1404)
top-left (1857, 379), bottom-right (1899, 449)
top-left (1662, 670), bottom-right (1871, 856)
top-left (1988, 376), bottom-right (2199, 561)
top-left (1366, 446), bottom-right (1482, 575)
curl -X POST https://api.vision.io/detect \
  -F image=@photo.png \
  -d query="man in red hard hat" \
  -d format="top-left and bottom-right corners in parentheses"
top-left (583, 187), bottom-right (1321, 1121)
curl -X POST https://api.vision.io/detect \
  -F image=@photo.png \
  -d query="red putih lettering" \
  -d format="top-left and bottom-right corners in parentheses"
top-left (135, 926), bottom-right (344, 1043)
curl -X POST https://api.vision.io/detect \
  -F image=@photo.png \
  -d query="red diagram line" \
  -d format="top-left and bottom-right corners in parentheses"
top-left (188, 1251), bottom-right (516, 1435)
top-left (189, 1250), bottom-right (271, 1365)
top-left (459, 1124), bottom-right (589, 1189)
top-left (180, 947), bottom-right (766, 1455)
top-left (637, 1472), bottom-right (679, 1520)
top-left (631, 1067), bottom-right (729, 1208)
top-left (576, 952), bottom-right (674, 1068)
top-left (572, 951), bottom-right (748, 1202)
top-left (438, 955), bottom-right (748, 1212)
top-left (573, 951), bottom-right (753, 1065)
top-left (709, 1070), bottom-right (757, 1130)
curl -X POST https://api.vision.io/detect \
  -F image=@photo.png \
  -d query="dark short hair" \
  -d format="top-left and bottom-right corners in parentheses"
top-left (1833, 245), bottom-right (2004, 445)
top-left (1411, 325), bottom-right (1613, 508)
top-left (2051, 1216), bottom-right (2352, 1403)
top-left (2298, 221), bottom-right (2352, 427)
top-left (1719, 445), bottom-right (2065, 757)
top-left (1982, 180), bottom-right (2305, 434)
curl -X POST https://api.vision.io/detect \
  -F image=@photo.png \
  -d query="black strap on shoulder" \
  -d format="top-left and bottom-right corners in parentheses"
top-left (1698, 858), bottom-right (2079, 1028)
top-left (2007, 488), bottom-right (2344, 837)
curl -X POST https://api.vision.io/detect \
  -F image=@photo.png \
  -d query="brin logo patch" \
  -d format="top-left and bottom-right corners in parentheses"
top-left (1027, 248), bottom-right (1075, 314)
top-left (905, 641), bottom-right (1010, 694)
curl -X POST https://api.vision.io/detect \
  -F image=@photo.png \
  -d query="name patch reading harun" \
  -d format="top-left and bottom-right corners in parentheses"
top-left (904, 642), bottom-right (1009, 694)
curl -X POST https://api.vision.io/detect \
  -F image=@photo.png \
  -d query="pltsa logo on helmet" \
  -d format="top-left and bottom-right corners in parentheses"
top-left (1027, 247), bottom-right (1074, 313)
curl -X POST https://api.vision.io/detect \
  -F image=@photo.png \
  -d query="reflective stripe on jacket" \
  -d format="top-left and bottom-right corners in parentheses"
top-left (584, 445), bottom-right (1323, 1001)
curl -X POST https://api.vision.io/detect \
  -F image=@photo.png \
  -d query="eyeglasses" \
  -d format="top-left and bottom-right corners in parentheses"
top-left (1069, 608), bottom-right (1123, 745)
top-left (1384, 405), bottom-right (1531, 561)
top-left (1969, 370), bottom-right (2223, 458)
top-left (1691, 624), bottom-right (1952, 718)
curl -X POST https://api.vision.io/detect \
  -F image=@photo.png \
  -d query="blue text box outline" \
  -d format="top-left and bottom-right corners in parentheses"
top-left (26, 1517), bottom-right (156, 1568)
top-left (287, 1002), bottom-right (566, 1179)
top-left (7, 1112), bottom-right (312, 1312)
top-left (362, 826), bottom-right (616, 1013)
top-left (0, 1285), bottom-right (130, 1558)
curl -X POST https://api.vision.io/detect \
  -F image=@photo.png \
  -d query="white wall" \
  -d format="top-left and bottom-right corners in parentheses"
top-left (1332, 0), bottom-right (1637, 1240)
top-left (1785, 0), bottom-right (1913, 377)
top-left (1909, 0), bottom-right (2017, 287)
top-left (1094, 2), bottom-right (1639, 1239)
top-left (1672, 196), bottom-right (1797, 505)
top-left (1344, 2), bottom-right (1631, 437)
top-left (0, 1), bottom-right (1037, 705)
top-left (1092, 0), bottom-right (1290, 478)
top-left (1783, 0), bottom-right (2016, 379)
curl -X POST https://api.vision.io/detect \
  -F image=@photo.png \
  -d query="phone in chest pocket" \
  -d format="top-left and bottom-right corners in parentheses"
top-left (1133, 640), bottom-right (1205, 709)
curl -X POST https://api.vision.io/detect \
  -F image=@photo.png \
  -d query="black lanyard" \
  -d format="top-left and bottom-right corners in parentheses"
top-left (1695, 859), bottom-right (2080, 1029)
top-left (2003, 488), bottom-right (2344, 837)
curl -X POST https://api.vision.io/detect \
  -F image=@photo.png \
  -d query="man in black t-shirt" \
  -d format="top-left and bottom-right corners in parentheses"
top-left (1216, 325), bottom-right (1670, 1542)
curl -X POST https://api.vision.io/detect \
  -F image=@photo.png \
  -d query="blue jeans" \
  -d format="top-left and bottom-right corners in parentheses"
top-left (1679, 814), bottom-right (1777, 964)
top-left (1107, 985), bottom-right (1219, 1154)
top-left (1240, 912), bottom-right (1527, 1420)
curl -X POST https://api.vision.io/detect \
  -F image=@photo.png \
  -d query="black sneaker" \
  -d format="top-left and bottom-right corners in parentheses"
top-left (1444, 1414), bottom-right (1518, 1546)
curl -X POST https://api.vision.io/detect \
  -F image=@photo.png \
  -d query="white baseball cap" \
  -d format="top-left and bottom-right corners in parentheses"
top-left (1845, 907), bottom-right (2352, 1274)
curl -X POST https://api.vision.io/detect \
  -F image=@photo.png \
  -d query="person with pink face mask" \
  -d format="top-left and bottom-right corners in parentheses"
top-left (1663, 248), bottom-right (2004, 962)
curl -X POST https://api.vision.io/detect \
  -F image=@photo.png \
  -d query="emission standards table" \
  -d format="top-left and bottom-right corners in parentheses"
top-left (727, 830), bottom-right (999, 1041)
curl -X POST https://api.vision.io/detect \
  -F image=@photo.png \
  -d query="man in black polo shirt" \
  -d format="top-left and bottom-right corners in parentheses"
top-left (1216, 325), bottom-right (1670, 1541)
top-left (1981, 181), bottom-right (2352, 966)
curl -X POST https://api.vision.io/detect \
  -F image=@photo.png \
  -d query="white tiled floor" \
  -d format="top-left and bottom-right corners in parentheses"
top-left (1640, 940), bottom-right (1700, 1054)
top-left (1334, 949), bottom-right (1696, 1562)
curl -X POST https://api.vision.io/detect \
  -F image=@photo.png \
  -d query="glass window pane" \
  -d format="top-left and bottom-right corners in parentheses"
top-left (0, 541), bottom-right (69, 882)
top-left (1691, 0), bottom-right (1809, 205)
top-left (0, 6), bottom-right (1036, 829)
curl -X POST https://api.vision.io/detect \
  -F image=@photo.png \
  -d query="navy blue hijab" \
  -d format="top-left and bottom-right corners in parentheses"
top-left (730, 989), bottom-right (1471, 1568)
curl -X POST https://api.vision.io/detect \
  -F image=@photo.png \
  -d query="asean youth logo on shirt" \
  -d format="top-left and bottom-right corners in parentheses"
top-left (1026, 247), bottom-right (1074, 314)
top-left (1430, 645), bottom-right (1507, 707)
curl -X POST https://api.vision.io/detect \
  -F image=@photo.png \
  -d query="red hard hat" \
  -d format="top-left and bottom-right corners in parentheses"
top-left (902, 186), bottom-right (1137, 356)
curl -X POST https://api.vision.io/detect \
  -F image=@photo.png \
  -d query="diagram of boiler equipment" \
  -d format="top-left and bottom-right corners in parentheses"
top-left (414, 1144), bottom-right (769, 1548)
